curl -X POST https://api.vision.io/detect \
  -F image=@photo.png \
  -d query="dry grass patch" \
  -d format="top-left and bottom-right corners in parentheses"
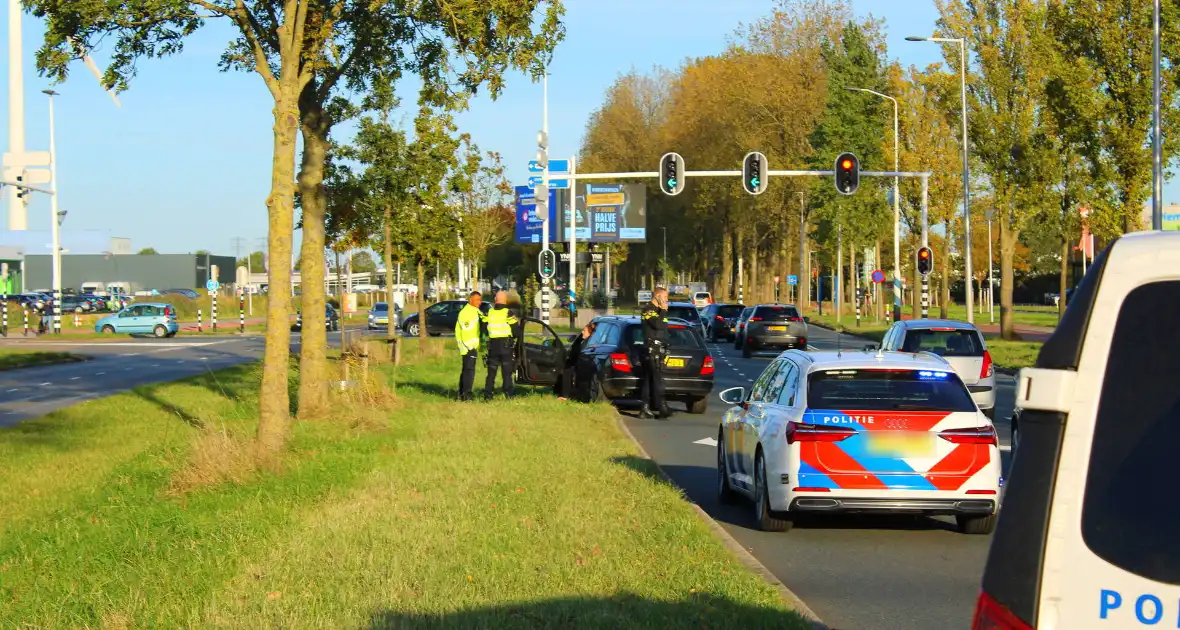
top-left (168, 424), bottom-right (257, 494)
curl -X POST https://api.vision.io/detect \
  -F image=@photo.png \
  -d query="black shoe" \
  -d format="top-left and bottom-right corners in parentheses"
top-left (459, 393), bottom-right (473, 402)
top-left (658, 406), bottom-right (672, 420)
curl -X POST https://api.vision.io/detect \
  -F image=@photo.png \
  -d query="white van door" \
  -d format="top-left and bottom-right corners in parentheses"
top-left (975, 232), bottom-right (1180, 630)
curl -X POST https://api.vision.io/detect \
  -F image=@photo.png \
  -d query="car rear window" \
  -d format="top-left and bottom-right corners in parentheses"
top-left (901, 328), bottom-right (983, 356)
top-left (666, 305), bottom-right (701, 322)
top-left (754, 306), bottom-right (801, 321)
top-left (717, 305), bottom-right (744, 318)
top-left (1081, 280), bottom-right (1180, 585)
top-left (372, 302), bottom-right (388, 312)
top-left (806, 368), bottom-right (976, 412)
top-left (625, 324), bottom-right (703, 349)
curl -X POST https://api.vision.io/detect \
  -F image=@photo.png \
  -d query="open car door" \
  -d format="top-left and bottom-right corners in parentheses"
top-left (516, 317), bottom-right (565, 386)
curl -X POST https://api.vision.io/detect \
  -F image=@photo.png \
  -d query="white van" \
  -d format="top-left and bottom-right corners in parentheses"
top-left (974, 230), bottom-right (1180, 629)
top-left (691, 291), bottom-right (712, 308)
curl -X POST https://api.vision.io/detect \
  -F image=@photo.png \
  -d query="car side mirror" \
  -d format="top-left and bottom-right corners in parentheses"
top-left (719, 386), bottom-right (746, 406)
top-left (864, 344), bottom-right (878, 351)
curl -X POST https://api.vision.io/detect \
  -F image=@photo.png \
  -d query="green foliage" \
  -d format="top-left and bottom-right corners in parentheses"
top-left (137, 247), bottom-right (159, 255)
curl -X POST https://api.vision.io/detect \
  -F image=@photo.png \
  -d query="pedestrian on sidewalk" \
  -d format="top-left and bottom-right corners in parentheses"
top-left (454, 291), bottom-right (485, 402)
top-left (482, 291), bottom-right (521, 401)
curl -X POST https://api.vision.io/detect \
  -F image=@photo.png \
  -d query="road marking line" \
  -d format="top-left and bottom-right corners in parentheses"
top-left (999, 445), bottom-right (1012, 452)
top-left (123, 368), bottom-right (133, 371)
top-left (125, 353), bottom-right (141, 357)
top-left (150, 364), bottom-right (159, 367)
top-left (70, 376), bottom-right (80, 380)
top-left (95, 372), bottom-right (105, 375)
top-left (693, 437), bottom-right (718, 447)
top-left (38, 382), bottom-right (50, 386)
top-left (5, 388), bottom-right (17, 393)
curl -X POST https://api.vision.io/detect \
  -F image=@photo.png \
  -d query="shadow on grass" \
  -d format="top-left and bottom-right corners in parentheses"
top-left (367, 592), bottom-right (815, 629)
top-left (132, 388), bottom-right (204, 429)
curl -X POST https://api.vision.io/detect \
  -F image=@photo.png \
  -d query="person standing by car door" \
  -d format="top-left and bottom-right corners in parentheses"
top-left (483, 290), bottom-right (520, 401)
top-left (455, 291), bottom-right (484, 402)
top-left (640, 287), bottom-right (670, 419)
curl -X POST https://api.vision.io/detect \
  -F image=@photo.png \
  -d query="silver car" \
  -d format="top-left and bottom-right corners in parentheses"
top-left (878, 319), bottom-right (996, 417)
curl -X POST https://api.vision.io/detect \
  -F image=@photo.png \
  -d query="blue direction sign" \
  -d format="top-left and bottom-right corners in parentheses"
top-left (527, 176), bottom-right (570, 189)
top-left (871, 269), bottom-right (886, 284)
top-left (787, 275), bottom-right (798, 285)
top-left (527, 159), bottom-right (569, 173)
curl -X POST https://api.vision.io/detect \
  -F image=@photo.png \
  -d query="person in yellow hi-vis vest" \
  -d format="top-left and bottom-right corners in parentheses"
top-left (455, 291), bottom-right (485, 401)
top-left (483, 290), bottom-right (521, 400)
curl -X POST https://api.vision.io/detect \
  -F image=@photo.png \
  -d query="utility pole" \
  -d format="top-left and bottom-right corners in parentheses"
top-left (45, 90), bottom-right (62, 334)
top-left (5, 0), bottom-right (27, 231)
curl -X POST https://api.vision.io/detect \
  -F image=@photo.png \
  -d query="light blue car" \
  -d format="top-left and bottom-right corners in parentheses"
top-left (95, 302), bottom-right (180, 338)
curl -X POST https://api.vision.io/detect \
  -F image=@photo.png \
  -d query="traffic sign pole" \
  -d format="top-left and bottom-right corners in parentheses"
top-left (920, 175), bottom-right (930, 320)
top-left (539, 74), bottom-right (550, 326)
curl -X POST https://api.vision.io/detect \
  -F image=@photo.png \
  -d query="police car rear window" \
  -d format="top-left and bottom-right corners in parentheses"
top-left (807, 369), bottom-right (976, 412)
top-left (625, 325), bottom-right (703, 349)
top-left (1081, 280), bottom-right (1180, 585)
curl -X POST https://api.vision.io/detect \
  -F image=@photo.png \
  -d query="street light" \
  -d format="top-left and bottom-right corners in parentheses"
top-left (906, 35), bottom-right (974, 323)
top-left (43, 89), bottom-right (62, 335)
top-left (844, 86), bottom-right (900, 322)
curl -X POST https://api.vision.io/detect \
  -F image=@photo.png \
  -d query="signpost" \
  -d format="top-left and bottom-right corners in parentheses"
top-left (528, 176), bottom-right (569, 189)
top-left (528, 158), bottom-right (568, 173)
top-left (871, 269), bottom-right (886, 284)
top-left (637, 290), bottom-right (652, 304)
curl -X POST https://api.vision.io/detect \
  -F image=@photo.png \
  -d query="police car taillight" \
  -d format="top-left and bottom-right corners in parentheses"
top-left (785, 421), bottom-right (856, 444)
top-left (609, 353), bottom-right (631, 373)
top-left (981, 350), bottom-right (994, 378)
top-left (972, 591), bottom-right (1031, 630)
top-left (701, 356), bottom-right (714, 375)
top-left (938, 425), bottom-right (998, 446)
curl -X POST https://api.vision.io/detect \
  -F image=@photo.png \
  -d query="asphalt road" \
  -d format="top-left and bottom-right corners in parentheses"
top-left (623, 324), bottom-right (1016, 630)
top-left (0, 328), bottom-right (367, 428)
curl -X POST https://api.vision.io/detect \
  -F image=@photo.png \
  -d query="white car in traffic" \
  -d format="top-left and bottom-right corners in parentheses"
top-left (878, 319), bottom-right (996, 418)
top-left (717, 349), bottom-right (1002, 534)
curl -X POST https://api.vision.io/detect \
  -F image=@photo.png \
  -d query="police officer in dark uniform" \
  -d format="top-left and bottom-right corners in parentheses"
top-left (640, 286), bottom-right (670, 419)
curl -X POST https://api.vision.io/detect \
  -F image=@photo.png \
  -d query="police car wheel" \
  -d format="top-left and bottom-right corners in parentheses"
top-left (956, 513), bottom-right (997, 535)
top-left (716, 434), bottom-right (739, 504)
top-left (755, 454), bottom-right (792, 532)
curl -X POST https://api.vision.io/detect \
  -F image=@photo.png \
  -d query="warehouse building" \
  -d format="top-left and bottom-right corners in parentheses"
top-left (24, 253), bottom-right (236, 294)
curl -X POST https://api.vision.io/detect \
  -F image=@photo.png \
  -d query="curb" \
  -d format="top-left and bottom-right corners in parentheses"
top-left (615, 416), bottom-right (830, 630)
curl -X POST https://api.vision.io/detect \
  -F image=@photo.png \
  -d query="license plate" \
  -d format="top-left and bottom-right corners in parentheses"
top-left (768, 325), bottom-right (787, 332)
top-left (866, 433), bottom-right (935, 458)
top-left (665, 357), bottom-right (686, 368)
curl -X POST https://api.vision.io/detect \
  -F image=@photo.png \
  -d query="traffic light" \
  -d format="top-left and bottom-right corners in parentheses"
top-left (659, 152), bottom-right (685, 196)
top-left (534, 183), bottom-right (549, 222)
top-left (742, 151), bottom-right (768, 195)
top-left (538, 248), bottom-right (556, 279)
top-left (917, 246), bottom-right (933, 276)
top-left (15, 175), bottom-right (25, 200)
top-left (834, 152), bottom-right (859, 195)
top-left (536, 130), bottom-right (549, 170)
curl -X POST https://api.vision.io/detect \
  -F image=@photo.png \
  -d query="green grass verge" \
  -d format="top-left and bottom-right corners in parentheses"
top-left (804, 310), bottom-right (1041, 370)
top-left (0, 343), bottom-right (809, 629)
top-left (0, 349), bottom-right (84, 370)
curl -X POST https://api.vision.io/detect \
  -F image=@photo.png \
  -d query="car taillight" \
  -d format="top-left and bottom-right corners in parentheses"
top-left (981, 350), bottom-right (994, 378)
top-left (609, 353), bottom-right (631, 373)
top-left (938, 425), bottom-right (997, 446)
top-left (701, 356), bottom-right (714, 375)
top-left (164, 306), bottom-right (173, 316)
top-left (972, 591), bottom-right (1032, 630)
top-left (749, 316), bottom-right (762, 322)
top-left (788, 316), bottom-right (803, 322)
top-left (715, 315), bottom-right (725, 321)
top-left (669, 324), bottom-right (686, 329)
top-left (785, 422), bottom-right (856, 444)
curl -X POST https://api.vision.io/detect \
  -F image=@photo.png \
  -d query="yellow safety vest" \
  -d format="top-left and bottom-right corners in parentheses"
top-left (486, 307), bottom-right (518, 339)
top-left (455, 304), bottom-right (483, 353)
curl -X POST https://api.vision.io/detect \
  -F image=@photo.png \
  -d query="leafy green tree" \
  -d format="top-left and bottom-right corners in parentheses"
top-left (137, 248), bottom-right (158, 255)
top-left (237, 251), bottom-right (266, 272)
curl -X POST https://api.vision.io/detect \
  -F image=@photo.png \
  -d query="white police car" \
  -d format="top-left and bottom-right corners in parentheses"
top-left (974, 231), bottom-right (1180, 629)
top-left (717, 349), bottom-right (1002, 534)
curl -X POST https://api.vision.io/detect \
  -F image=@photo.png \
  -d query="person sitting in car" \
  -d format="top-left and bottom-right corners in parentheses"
top-left (556, 322), bottom-right (596, 401)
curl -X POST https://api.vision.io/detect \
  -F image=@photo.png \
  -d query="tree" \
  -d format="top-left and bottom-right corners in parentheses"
top-left (137, 247), bottom-right (158, 255)
top-left (1047, 0), bottom-right (1180, 235)
top-left (349, 251), bottom-right (377, 274)
top-left (238, 251), bottom-right (266, 271)
top-left (29, 0), bottom-right (565, 452)
top-left (937, 0), bottom-right (1056, 340)
top-left (453, 143), bottom-right (512, 284)
top-left (194, 250), bottom-right (210, 257)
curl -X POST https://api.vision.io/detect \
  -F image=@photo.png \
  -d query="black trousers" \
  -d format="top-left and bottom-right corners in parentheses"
top-left (640, 350), bottom-right (666, 412)
top-left (459, 349), bottom-right (478, 400)
top-left (484, 341), bottom-right (515, 398)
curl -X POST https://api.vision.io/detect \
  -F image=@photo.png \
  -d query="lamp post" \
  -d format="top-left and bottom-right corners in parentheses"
top-left (797, 192), bottom-right (807, 309)
top-left (43, 89), bottom-right (62, 334)
top-left (661, 226), bottom-right (667, 284)
top-left (844, 86), bottom-right (899, 322)
top-left (1152, 0), bottom-right (1163, 229)
top-left (907, 35), bottom-right (973, 322)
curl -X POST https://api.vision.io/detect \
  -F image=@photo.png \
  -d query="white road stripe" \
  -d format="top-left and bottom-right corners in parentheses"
top-left (38, 382), bottom-right (49, 386)
top-left (70, 376), bottom-right (80, 380)
top-left (694, 437), bottom-right (718, 447)
top-left (5, 388), bottom-right (17, 393)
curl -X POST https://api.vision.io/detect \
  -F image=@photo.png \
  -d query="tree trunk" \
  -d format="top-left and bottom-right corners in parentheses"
top-left (749, 250), bottom-right (759, 303)
top-left (911, 240), bottom-right (919, 321)
top-left (849, 243), bottom-right (856, 314)
top-left (417, 261), bottom-right (428, 350)
top-left (999, 208), bottom-right (1020, 340)
top-left (940, 220), bottom-right (951, 318)
top-left (719, 230), bottom-right (732, 301)
top-left (256, 98), bottom-right (300, 463)
top-left (335, 250), bottom-right (342, 299)
top-left (1059, 238), bottom-right (1069, 320)
top-left (875, 240), bottom-right (882, 322)
top-left (295, 87), bottom-right (330, 419)
top-left (384, 206), bottom-right (397, 341)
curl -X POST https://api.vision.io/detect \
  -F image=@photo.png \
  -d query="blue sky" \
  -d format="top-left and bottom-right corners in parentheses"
top-left (0, 1), bottom-right (1168, 256)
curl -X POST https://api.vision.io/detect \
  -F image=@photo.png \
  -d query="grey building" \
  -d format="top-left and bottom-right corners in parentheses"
top-left (25, 253), bottom-right (236, 293)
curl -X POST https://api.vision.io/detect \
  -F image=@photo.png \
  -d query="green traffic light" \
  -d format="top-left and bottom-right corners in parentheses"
top-left (750, 177), bottom-right (760, 187)
top-left (667, 178), bottom-right (676, 188)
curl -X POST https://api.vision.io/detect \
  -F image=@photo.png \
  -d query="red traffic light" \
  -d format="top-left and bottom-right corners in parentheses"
top-left (841, 159), bottom-right (853, 169)
top-left (919, 249), bottom-right (930, 259)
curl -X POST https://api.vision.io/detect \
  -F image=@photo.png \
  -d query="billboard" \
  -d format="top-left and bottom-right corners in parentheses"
top-left (513, 185), bottom-right (558, 244)
top-left (561, 182), bottom-right (647, 243)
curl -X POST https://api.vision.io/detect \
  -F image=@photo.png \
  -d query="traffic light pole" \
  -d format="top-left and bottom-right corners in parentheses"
top-left (920, 175), bottom-right (930, 319)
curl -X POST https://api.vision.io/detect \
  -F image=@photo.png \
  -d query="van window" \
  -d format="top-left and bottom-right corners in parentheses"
top-left (1081, 280), bottom-right (1180, 585)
